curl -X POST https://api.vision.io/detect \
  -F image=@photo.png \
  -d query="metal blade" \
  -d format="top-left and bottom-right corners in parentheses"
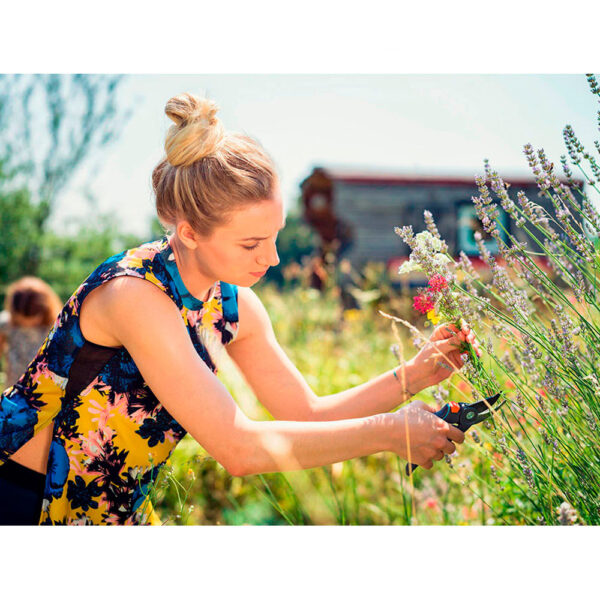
top-left (470, 392), bottom-right (502, 412)
top-left (467, 392), bottom-right (504, 424)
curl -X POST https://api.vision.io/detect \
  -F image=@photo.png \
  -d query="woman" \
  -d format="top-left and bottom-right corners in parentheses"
top-left (0, 277), bottom-right (62, 387)
top-left (0, 277), bottom-right (63, 524)
top-left (0, 94), bottom-right (479, 525)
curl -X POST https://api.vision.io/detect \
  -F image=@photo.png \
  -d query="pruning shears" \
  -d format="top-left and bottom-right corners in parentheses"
top-left (405, 392), bottom-right (505, 475)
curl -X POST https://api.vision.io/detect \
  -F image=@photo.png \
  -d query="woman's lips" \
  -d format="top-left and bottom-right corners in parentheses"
top-left (250, 270), bottom-right (267, 277)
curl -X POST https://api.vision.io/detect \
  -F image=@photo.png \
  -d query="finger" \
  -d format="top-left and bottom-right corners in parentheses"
top-left (446, 425), bottom-right (465, 444)
top-left (444, 440), bottom-right (456, 455)
top-left (444, 354), bottom-right (463, 371)
top-left (434, 339), bottom-right (464, 369)
top-left (436, 337), bottom-right (463, 353)
top-left (434, 450), bottom-right (445, 461)
top-left (411, 399), bottom-right (437, 413)
top-left (433, 323), bottom-right (466, 342)
top-left (435, 356), bottom-right (461, 373)
top-left (421, 460), bottom-right (434, 470)
top-left (430, 323), bottom-right (454, 342)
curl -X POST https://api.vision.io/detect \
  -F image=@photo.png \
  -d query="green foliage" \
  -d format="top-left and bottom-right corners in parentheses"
top-left (37, 218), bottom-right (146, 302)
top-left (0, 175), bottom-right (46, 295)
top-left (0, 179), bottom-right (147, 303)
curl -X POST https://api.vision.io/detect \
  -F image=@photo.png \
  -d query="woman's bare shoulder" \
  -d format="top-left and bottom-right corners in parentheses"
top-left (80, 275), bottom-right (179, 347)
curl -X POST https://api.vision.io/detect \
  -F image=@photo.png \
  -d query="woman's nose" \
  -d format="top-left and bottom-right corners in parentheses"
top-left (258, 240), bottom-right (280, 268)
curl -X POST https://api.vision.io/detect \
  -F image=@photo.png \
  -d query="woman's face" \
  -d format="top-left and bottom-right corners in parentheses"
top-left (185, 191), bottom-right (286, 287)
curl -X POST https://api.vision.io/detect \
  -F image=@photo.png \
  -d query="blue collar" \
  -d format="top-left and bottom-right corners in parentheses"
top-left (160, 237), bottom-right (215, 311)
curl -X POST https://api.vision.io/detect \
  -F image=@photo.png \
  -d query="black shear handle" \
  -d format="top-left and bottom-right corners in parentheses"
top-left (405, 406), bottom-right (470, 476)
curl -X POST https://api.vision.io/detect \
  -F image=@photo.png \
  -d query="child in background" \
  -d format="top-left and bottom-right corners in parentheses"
top-left (0, 277), bottom-right (62, 387)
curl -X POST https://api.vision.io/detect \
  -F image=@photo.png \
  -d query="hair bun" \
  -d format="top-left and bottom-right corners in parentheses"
top-left (164, 93), bottom-right (225, 167)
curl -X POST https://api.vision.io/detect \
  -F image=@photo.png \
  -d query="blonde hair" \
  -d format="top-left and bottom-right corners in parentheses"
top-left (4, 276), bottom-right (62, 327)
top-left (152, 93), bottom-right (277, 236)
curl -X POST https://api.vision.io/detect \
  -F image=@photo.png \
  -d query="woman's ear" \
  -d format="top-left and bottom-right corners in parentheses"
top-left (176, 221), bottom-right (200, 250)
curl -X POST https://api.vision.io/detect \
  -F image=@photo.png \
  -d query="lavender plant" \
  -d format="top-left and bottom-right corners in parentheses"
top-left (395, 74), bottom-right (600, 525)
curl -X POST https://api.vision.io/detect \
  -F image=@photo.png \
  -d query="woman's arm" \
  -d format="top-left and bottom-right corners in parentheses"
top-left (84, 278), bottom-right (463, 475)
top-left (310, 323), bottom-right (479, 420)
top-left (308, 362), bottom-right (431, 421)
top-left (226, 288), bottom-right (474, 422)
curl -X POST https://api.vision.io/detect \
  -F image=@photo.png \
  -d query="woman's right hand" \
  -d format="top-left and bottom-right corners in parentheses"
top-left (388, 400), bottom-right (465, 469)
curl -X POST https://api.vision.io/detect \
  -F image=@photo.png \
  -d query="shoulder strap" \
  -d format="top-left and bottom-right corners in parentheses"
top-left (220, 282), bottom-right (239, 323)
top-left (72, 237), bottom-right (172, 309)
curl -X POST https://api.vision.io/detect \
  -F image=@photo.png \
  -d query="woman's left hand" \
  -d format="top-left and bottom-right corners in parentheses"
top-left (409, 321), bottom-right (482, 388)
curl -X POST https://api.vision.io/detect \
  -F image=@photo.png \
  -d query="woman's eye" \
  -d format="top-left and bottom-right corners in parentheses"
top-left (242, 243), bottom-right (260, 251)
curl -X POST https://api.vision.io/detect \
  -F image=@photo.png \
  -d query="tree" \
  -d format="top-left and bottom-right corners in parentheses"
top-left (0, 74), bottom-right (130, 299)
top-left (0, 162), bottom-right (46, 284)
top-left (38, 216), bottom-right (145, 302)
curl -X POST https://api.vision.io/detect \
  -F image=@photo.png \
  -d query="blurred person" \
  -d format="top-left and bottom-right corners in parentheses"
top-left (0, 277), bottom-right (62, 385)
top-left (0, 94), bottom-right (479, 525)
top-left (0, 277), bottom-right (61, 524)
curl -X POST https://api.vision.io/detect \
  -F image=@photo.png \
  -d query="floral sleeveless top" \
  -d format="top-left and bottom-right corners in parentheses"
top-left (0, 236), bottom-right (239, 525)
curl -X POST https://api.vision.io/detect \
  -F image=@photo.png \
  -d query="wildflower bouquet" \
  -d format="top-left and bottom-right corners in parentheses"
top-left (394, 226), bottom-right (499, 402)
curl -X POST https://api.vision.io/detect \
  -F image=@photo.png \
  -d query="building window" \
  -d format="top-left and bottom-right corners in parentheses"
top-left (457, 204), bottom-right (507, 256)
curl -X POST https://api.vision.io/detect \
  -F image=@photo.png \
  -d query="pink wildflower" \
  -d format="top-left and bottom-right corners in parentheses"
top-left (425, 497), bottom-right (438, 510)
top-left (428, 274), bottom-right (448, 292)
top-left (413, 293), bottom-right (435, 314)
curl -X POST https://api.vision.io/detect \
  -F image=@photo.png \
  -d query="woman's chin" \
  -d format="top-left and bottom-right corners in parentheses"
top-left (224, 273), bottom-right (264, 287)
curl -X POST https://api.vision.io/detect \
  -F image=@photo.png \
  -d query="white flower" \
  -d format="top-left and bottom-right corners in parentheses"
top-left (415, 231), bottom-right (443, 253)
top-left (398, 259), bottom-right (423, 274)
top-left (431, 254), bottom-right (452, 268)
top-left (398, 252), bottom-right (451, 275)
top-left (397, 229), bottom-right (454, 277)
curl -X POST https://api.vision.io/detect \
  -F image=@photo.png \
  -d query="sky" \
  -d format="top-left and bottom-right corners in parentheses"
top-left (52, 74), bottom-right (599, 237)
